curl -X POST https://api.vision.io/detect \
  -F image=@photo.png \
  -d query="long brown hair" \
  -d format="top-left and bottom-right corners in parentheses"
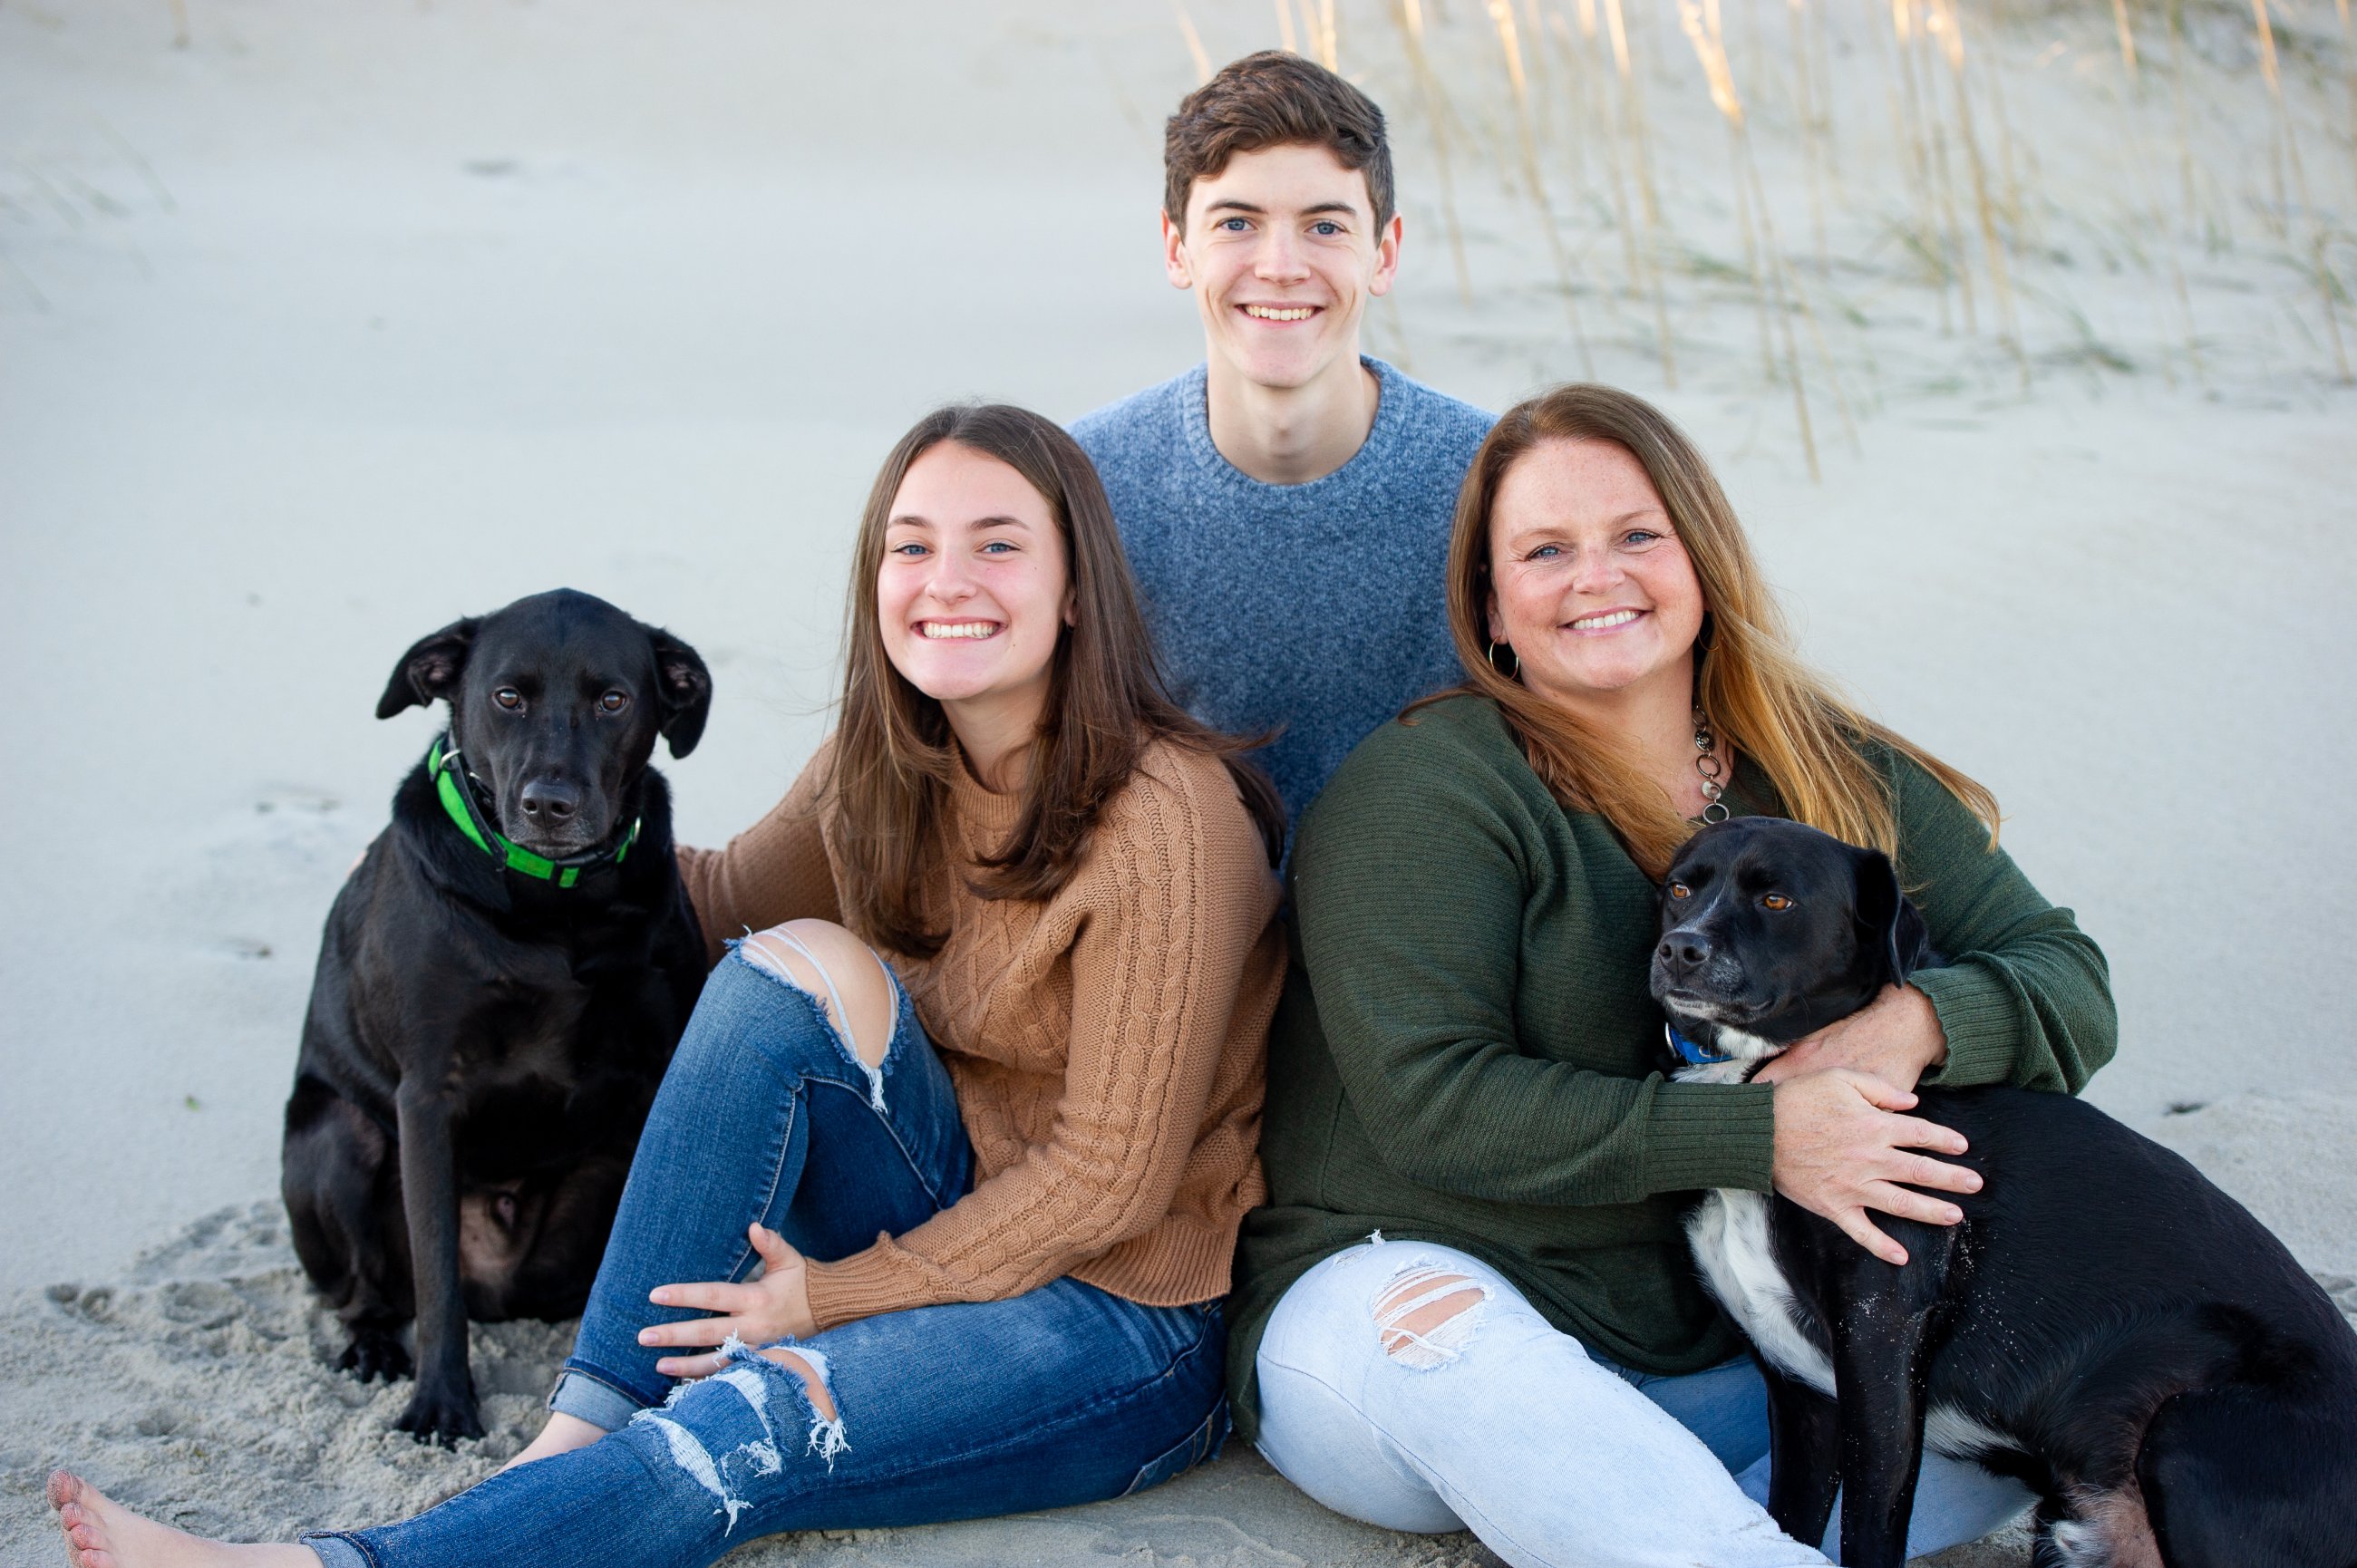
top-left (829, 403), bottom-right (1284, 957)
top-left (1439, 383), bottom-right (1999, 879)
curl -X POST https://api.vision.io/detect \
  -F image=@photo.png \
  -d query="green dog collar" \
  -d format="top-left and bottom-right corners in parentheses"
top-left (429, 733), bottom-right (638, 889)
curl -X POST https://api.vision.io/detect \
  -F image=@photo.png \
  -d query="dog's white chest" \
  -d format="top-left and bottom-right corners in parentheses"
top-left (1685, 1189), bottom-right (1835, 1398)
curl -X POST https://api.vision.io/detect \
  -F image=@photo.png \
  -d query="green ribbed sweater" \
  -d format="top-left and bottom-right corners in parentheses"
top-left (1227, 694), bottom-right (2116, 1441)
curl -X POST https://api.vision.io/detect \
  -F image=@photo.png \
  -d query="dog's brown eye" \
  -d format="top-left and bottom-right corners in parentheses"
top-left (1668, 882), bottom-right (1691, 900)
top-left (494, 688), bottom-right (523, 711)
top-left (1761, 893), bottom-right (1793, 911)
top-left (599, 690), bottom-right (628, 713)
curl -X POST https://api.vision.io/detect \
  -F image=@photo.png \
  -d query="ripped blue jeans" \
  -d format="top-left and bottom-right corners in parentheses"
top-left (303, 945), bottom-right (1228, 1568)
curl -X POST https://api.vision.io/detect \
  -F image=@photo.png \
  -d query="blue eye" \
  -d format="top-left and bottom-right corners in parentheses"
top-left (1217, 218), bottom-right (1249, 232)
top-left (981, 540), bottom-right (1016, 554)
top-left (1528, 544), bottom-right (1562, 560)
top-left (890, 542), bottom-right (927, 557)
top-left (1312, 220), bottom-right (1343, 236)
top-left (1625, 529), bottom-right (1662, 546)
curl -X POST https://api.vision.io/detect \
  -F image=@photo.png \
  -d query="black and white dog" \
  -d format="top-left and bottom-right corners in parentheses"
top-left (283, 590), bottom-right (713, 1446)
top-left (1651, 816), bottom-right (2357, 1568)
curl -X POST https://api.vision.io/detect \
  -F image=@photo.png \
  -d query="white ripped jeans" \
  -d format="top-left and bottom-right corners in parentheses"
top-left (1255, 1240), bottom-right (2035, 1568)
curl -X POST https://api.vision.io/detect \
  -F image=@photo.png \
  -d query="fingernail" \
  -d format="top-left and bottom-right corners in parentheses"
top-left (649, 1289), bottom-right (668, 1304)
top-left (638, 1330), bottom-right (655, 1344)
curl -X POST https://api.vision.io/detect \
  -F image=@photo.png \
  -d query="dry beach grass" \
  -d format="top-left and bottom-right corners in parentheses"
top-left (1251, 0), bottom-right (2357, 426)
top-left (3, 1), bottom-right (2354, 1563)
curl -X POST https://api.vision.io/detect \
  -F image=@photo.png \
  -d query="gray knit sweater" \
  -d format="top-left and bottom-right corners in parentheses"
top-left (1072, 358), bottom-right (1494, 822)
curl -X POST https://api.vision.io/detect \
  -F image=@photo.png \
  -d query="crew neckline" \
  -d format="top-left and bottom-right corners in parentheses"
top-left (946, 741), bottom-right (1025, 835)
top-left (1178, 355), bottom-right (1403, 498)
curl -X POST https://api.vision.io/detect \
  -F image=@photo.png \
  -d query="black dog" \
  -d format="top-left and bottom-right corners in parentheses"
top-left (283, 589), bottom-right (713, 1445)
top-left (1652, 817), bottom-right (2357, 1568)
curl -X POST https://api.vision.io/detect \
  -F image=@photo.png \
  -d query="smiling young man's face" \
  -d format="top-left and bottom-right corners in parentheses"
top-left (1162, 141), bottom-right (1402, 393)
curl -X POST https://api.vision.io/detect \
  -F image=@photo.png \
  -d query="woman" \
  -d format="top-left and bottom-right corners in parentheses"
top-left (1228, 385), bottom-right (2115, 1564)
top-left (51, 404), bottom-right (1287, 1568)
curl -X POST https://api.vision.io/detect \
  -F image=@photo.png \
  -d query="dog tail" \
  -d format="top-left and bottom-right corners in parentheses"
top-left (2135, 1379), bottom-right (2357, 1568)
top-left (2047, 1302), bottom-right (2357, 1568)
top-left (2025, 1302), bottom-right (2354, 1568)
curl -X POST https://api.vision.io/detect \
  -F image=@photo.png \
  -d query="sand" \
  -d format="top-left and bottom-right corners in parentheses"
top-left (3, 0), bottom-right (2352, 1563)
top-left (4, 1197), bottom-right (2129, 1568)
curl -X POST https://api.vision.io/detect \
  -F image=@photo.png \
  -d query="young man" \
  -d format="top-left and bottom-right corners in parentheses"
top-left (1072, 51), bottom-right (1493, 825)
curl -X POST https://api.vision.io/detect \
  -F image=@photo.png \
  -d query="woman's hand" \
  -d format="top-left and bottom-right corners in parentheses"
top-left (637, 1223), bottom-right (818, 1379)
top-left (1769, 1068), bottom-right (1980, 1265)
top-left (1754, 983), bottom-right (1948, 1093)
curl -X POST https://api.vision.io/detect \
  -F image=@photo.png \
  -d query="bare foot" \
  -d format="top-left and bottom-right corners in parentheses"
top-left (498, 1410), bottom-right (606, 1473)
top-left (47, 1471), bottom-right (315, 1568)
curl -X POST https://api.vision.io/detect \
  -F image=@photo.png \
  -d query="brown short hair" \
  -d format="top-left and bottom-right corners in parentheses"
top-left (1164, 51), bottom-right (1394, 232)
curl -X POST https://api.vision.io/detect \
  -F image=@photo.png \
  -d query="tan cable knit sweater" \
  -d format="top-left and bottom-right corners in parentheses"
top-left (676, 735), bottom-right (1284, 1332)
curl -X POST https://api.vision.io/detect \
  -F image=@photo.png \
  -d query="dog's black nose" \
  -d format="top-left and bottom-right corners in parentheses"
top-left (519, 777), bottom-right (580, 822)
top-left (1656, 931), bottom-right (1711, 976)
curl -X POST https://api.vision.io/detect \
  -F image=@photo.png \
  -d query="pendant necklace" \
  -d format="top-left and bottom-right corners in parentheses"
top-left (1693, 713), bottom-right (1730, 825)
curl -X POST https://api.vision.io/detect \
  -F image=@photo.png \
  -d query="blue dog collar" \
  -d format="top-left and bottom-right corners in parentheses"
top-left (1665, 1022), bottom-right (1731, 1066)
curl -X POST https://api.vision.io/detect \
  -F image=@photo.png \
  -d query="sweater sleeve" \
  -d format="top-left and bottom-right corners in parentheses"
top-left (799, 760), bottom-right (1278, 1328)
top-left (674, 740), bottom-right (845, 965)
top-left (1889, 757), bottom-right (2117, 1093)
top-left (1293, 727), bottom-right (1779, 1207)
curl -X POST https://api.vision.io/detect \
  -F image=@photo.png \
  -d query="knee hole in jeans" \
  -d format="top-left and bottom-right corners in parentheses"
top-left (739, 919), bottom-right (895, 1071)
top-left (633, 1344), bottom-right (851, 1524)
top-left (755, 1347), bottom-right (838, 1422)
top-left (1372, 1265), bottom-right (1490, 1370)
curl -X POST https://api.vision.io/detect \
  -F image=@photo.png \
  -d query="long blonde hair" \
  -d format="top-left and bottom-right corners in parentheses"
top-left (1440, 383), bottom-right (1998, 879)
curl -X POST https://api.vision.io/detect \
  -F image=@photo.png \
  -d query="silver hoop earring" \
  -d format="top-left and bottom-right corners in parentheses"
top-left (1486, 640), bottom-right (1521, 680)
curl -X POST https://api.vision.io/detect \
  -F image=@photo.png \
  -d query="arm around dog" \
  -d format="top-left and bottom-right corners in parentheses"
top-left (1292, 706), bottom-right (1779, 1205)
top-left (1883, 751), bottom-right (2116, 1094)
top-left (674, 740), bottom-right (847, 966)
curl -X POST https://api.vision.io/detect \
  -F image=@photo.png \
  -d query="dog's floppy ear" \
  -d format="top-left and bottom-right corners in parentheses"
top-left (1855, 847), bottom-right (1932, 986)
top-left (374, 617), bottom-right (480, 719)
top-left (648, 629), bottom-right (713, 758)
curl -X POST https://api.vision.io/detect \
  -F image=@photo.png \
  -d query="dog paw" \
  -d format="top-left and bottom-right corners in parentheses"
top-left (394, 1380), bottom-right (486, 1447)
top-left (337, 1326), bottom-right (412, 1384)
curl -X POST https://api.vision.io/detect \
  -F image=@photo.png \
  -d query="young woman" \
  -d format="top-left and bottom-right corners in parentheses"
top-left (52, 404), bottom-right (1287, 1568)
top-left (1227, 384), bottom-right (2118, 1564)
